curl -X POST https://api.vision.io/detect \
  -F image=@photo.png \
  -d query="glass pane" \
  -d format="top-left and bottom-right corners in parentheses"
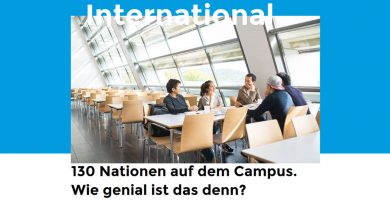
top-left (117, 68), bottom-right (131, 84)
top-left (121, 18), bottom-right (138, 36)
top-left (139, 61), bottom-right (160, 85)
top-left (110, 70), bottom-right (121, 85)
top-left (274, 16), bottom-right (319, 28)
top-left (100, 27), bottom-right (115, 48)
top-left (156, 68), bottom-right (180, 85)
top-left (134, 64), bottom-right (147, 85)
top-left (207, 42), bottom-right (244, 63)
top-left (278, 25), bottom-right (320, 87)
top-left (162, 17), bottom-right (196, 38)
top-left (174, 50), bottom-right (209, 67)
top-left (108, 48), bottom-right (125, 67)
top-left (180, 64), bottom-right (215, 86)
top-left (220, 89), bottom-right (239, 106)
top-left (278, 25), bottom-right (320, 51)
top-left (128, 35), bottom-right (148, 61)
top-left (168, 31), bottom-right (203, 53)
top-left (125, 40), bottom-right (137, 62)
top-left (153, 56), bottom-right (176, 69)
top-left (213, 60), bottom-right (248, 86)
top-left (200, 19), bottom-right (237, 45)
top-left (284, 50), bottom-right (320, 87)
top-left (141, 25), bottom-right (170, 58)
top-left (187, 89), bottom-right (201, 97)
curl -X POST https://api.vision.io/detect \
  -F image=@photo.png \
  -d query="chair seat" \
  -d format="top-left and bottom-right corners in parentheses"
top-left (122, 120), bottom-right (143, 124)
top-left (167, 137), bottom-right (211, 155)
top-left (144, 132), bottom-right (179, 146)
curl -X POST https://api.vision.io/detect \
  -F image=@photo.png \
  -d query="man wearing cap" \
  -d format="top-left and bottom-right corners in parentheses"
top-left (248, 75), bottom-right (294, 131)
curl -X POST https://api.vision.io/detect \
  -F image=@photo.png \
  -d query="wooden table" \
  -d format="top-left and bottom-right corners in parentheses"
top-left (241, 131), bottom-right (320, 163)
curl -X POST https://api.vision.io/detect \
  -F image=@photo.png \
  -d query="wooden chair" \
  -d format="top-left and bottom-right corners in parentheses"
top-left (283, 105), bottom-right (309, 139)
top-left (165, 113), bottom-right (215, 163)
top-left (156, 97), bottom-right (165, 105)
top-left (245, 120), bottom-right (283, 162)
top-left (213, 107), bottom-right (248, 162)
top-left (119, 100), bottom-right (144, 147)
top-left (137, 91), bottom-right (148, 96)
top-left (229, 96), bottom-right (237, 106)
top-left (138, 95), bottom-right (154, 101)
top-left (184, 96), bottom-right (197, 107)
top-left (151, 93), bottom-right (163, 101)
top-left (292, 115), bottom-right (320, 136)
top-left (316, 110), bottom-right (320, 128)
top-left (125, 94), bottom-right (137, 101)
top-left (142, 104), bottom-right (175, 163)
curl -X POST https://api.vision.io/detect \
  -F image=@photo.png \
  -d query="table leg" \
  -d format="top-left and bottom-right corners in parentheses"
top-left (170, 129), bottom-right (174, 163)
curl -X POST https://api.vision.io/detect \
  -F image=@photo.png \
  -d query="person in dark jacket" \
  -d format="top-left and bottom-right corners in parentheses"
top-left (164, 79), bottom-right (198, 114)
top-left (248, 75), bottom-right (294, 131)
top-left (276, 72), bottom-right (310, 114)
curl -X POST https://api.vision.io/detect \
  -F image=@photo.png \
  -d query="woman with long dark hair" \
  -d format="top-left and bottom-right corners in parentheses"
top-left (198, 80), bottom-right (222, 110)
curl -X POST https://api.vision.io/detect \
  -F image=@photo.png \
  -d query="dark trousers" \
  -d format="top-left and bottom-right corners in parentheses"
top-left (201, 122), bottom-right (220, 162)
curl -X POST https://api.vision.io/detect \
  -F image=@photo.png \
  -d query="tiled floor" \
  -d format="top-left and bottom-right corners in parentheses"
top-left (71, 104), bottom-right (248, 163)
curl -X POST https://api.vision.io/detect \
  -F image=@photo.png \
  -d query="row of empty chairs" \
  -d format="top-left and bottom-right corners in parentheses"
top-left (245, 107), bottom-right (320, 162)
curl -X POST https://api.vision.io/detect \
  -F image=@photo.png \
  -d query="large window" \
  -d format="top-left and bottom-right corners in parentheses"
top-left (76, 16), bottom-right (138, 87)
top-left (120, 17), bottom-right (248, 101)
top-left (76, 16), bottom-right (250, 103)
top-left (267, 16), bottom-right (320, 88)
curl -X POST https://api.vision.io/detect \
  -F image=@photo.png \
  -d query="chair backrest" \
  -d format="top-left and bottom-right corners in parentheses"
top-left (229, 96), bottom-right (237, 106)
top-left (122, 100), bottom-right (144, 123)
top-left (180, 113), bottom-right (214, 153)
top-left (184, 96), bottom-right (197, 107)
top-left (292, 115), bottom-right (320, 136)
top-left (316, 110), bottom-right (320, 128)
top-left (137, 91), bottom-right (148, 96)
top-left (138, 95), bottom-right (154, 101)
top-left (246, 120), bottom-right (283, 148)
top-left (221, 107), bottom-right (248, 143)
top-left (283, 105), bottom-right (309, 139)
top-left (125, 94), bottom-right (138, 101)
top-left (151, 93), bottom-right (162, 100)
top-left (88, 93), bottom-right (97, 105)
top-left (185, 100), bottom-right (190, 108)
top-left (156, 97), bottom-right (165, 105)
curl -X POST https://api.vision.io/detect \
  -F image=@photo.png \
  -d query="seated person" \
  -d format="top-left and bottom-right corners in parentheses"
top-left (198, 80), bottom-right (222, 110)
top-left (276, 72), bottom-right (310, 114)
top-left (235, 73), bottom-right (261, 107)
top-left (248, 75), bottom-right (294, 131)
top-left (164, 79), bottom-right (198, 114)
top-left (198, 81), bottom-right (233, 157)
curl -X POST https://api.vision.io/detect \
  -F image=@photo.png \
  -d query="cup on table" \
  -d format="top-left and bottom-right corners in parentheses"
top-left (204, 106), bottom-right (210, 113)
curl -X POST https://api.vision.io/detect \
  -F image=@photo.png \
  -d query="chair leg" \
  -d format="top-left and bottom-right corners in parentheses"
top-left (156, 146), bottom-right (159, 163)
top-left (142, 138), bottom-right (146, 163)
top-left (148, 143), bottom-right (151, 163)
top-left (211, 149), bottom-right (217, 164)
top-left (176, 154), bottom-right (180, 163)
top-left (219, 145), bottom-right (223, 163)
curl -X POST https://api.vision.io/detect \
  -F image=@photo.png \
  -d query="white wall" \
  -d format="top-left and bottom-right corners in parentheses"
top-left (235, 18), bottom-right (277, 98)
top-left (71, 18), bottom-right (106, 89)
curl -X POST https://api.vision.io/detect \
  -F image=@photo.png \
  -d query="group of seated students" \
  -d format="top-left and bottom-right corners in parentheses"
top-left (161, 72), bottom-right (308, 162)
